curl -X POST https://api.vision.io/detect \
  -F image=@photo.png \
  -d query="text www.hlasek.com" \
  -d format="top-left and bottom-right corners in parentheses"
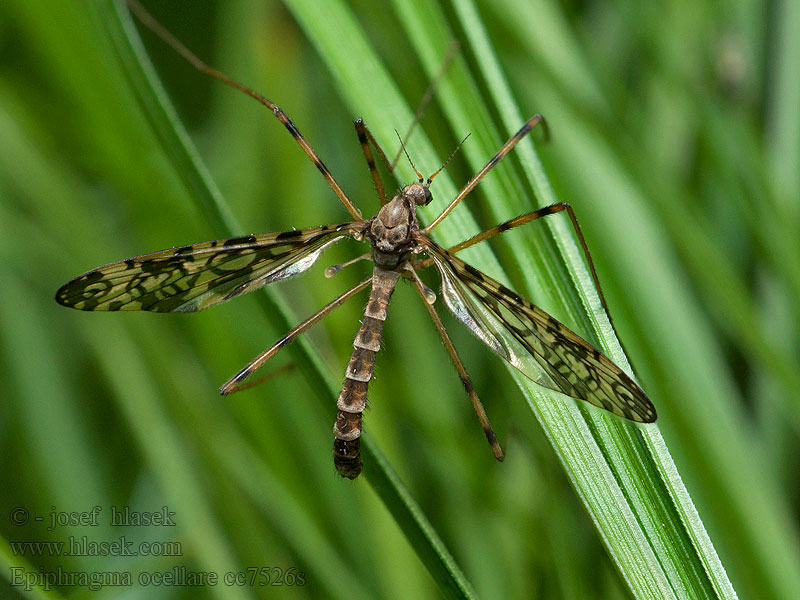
top-left (10, 536), bottom-right (182, 557)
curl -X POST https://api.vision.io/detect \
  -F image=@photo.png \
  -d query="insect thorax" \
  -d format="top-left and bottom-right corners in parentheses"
top-left (367, 184), bottom-right (430, 269)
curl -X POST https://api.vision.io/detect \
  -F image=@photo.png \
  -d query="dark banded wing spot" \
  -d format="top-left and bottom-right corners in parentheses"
top-left (56, 222), bottom-right (364, 313)
top-left (422, 239), bottom-right (656, 423)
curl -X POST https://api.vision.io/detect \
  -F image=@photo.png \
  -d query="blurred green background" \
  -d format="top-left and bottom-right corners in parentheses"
top-left (1, 0), bottom-right (799, 598)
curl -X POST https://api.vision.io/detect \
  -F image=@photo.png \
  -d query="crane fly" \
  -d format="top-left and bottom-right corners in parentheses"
top-left (56, 0), bottom-right (656, 479)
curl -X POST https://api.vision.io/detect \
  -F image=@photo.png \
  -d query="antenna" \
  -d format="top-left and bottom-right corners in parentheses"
top-left (427, 133), bottom-right (471, 186)
top-left (394, 130), bottom-right (423, 182)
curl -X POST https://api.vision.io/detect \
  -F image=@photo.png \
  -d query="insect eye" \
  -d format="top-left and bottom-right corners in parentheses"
top-left (422, 187), bottom-right (433, 205)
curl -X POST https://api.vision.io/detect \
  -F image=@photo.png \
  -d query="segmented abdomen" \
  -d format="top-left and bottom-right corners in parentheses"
top-left (333, 266), bottom-right (400, 479)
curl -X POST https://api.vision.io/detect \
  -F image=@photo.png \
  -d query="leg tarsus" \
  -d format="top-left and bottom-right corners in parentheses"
top-left (354, 119), bottom-right (392, 204)
top-left (127, 0), bottom-right (362, 219)
top-left (220, 277), bottom-right (371, 394)
top-left (425, 113), bottom-right (547, 232)
top-left (446, 202), bottom-right (613, 324)
top-left (407, 267), bottom-right (504, 461)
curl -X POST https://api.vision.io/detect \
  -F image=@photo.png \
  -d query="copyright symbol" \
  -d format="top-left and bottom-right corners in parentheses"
top-left (10, 507), bottom-right (28, 526)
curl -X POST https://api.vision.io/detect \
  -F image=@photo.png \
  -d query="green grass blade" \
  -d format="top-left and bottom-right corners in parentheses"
top-left (451, 2), bottom-right (736, 597)
top-left (484, 1), bottom-right (800, 597)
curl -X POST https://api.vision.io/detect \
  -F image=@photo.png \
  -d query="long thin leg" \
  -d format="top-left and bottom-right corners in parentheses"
top-left (224, 362), bottom-right (295, 393)
top-left (415, 202), bottom-right (615, 334)
top-left (448, 203), bottom-right (612, 318)
top-left (354, 120), bottom-right (414, 205)
top-left (352, 41), bottom-right (459, 205)
top-left (425, 114), bottom-right (548, 232)
top-left (220, 277), bottom-right (371, 395)
top-left (354, 119), bottom-right (389, 205)
top-left (126, 0), bottom-right (362, 220)
top-left (407, 269), bottom-right (504, 461)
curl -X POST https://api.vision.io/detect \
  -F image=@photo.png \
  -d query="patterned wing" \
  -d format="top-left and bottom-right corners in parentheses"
top-left (422, 239), bottom-right (656, 423)
top-left (56, 222), bottom-right (363, 313)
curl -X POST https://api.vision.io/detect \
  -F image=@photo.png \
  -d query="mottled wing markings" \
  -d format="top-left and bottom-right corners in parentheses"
top-left (56, 223), bottom-right (363, 313)
top-left (423, 239), bottom-right (656, 423)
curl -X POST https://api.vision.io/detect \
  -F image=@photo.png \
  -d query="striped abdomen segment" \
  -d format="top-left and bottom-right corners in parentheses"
top-left (333, 266), bottom-right (400, 479)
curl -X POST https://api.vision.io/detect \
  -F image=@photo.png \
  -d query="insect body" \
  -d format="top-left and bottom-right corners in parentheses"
top-left (56, 1), bottom-right (656, 479)
top-left (331, 185), bottom-right (428, 477)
